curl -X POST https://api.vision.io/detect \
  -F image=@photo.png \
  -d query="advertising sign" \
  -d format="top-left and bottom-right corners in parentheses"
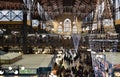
top-left (19, 68), bottom-right (37, 75)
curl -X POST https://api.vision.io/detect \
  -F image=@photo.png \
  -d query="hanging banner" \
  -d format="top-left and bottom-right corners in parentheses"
top-left (23, 0), bottom-right (31, 10)
top-left (37, 2), bottom-right (44, 19)
top-left (72, 34), bottom-right (81, 52)
top-left (23, 0), bottom-right (27, 6)
top-left (45, 12), bottom-right (48, 20)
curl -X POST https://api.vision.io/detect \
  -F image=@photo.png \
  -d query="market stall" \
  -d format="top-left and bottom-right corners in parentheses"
top-left (104, 52), bottom-right (120, 77)
top-left (91, 52), bottom-right (120, 77)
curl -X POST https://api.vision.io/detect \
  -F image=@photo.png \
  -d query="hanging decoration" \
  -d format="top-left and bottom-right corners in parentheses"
top-left (42, 23), bottom-right (46, 29)
top-left (72, 34), bottom-right (81, 52)
top-left (23, 0), bottom-right (27, 7)
top-left (23, 0), bottom-right (32, 10)
top-left (45, 11), bottom-right (48, 20)
top-left (37, 2), bottom-right (44, 19)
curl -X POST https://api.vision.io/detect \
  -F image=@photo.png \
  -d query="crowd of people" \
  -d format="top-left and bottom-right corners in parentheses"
top-left (54, 49), bottom-right (95, 77)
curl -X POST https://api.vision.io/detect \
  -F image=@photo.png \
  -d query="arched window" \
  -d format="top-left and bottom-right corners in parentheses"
top-left (73, 25), bottom-right (77, 33)
top-left (58, 25), bottom-right (62, 33)
top-left (64, 18), bottom-right (71, 32)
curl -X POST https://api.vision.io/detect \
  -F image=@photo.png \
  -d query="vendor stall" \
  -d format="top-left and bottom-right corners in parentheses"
top-left (91, 52), bottom-right (120, 77)
top-left (104, 52), bottom-right (120, 77)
